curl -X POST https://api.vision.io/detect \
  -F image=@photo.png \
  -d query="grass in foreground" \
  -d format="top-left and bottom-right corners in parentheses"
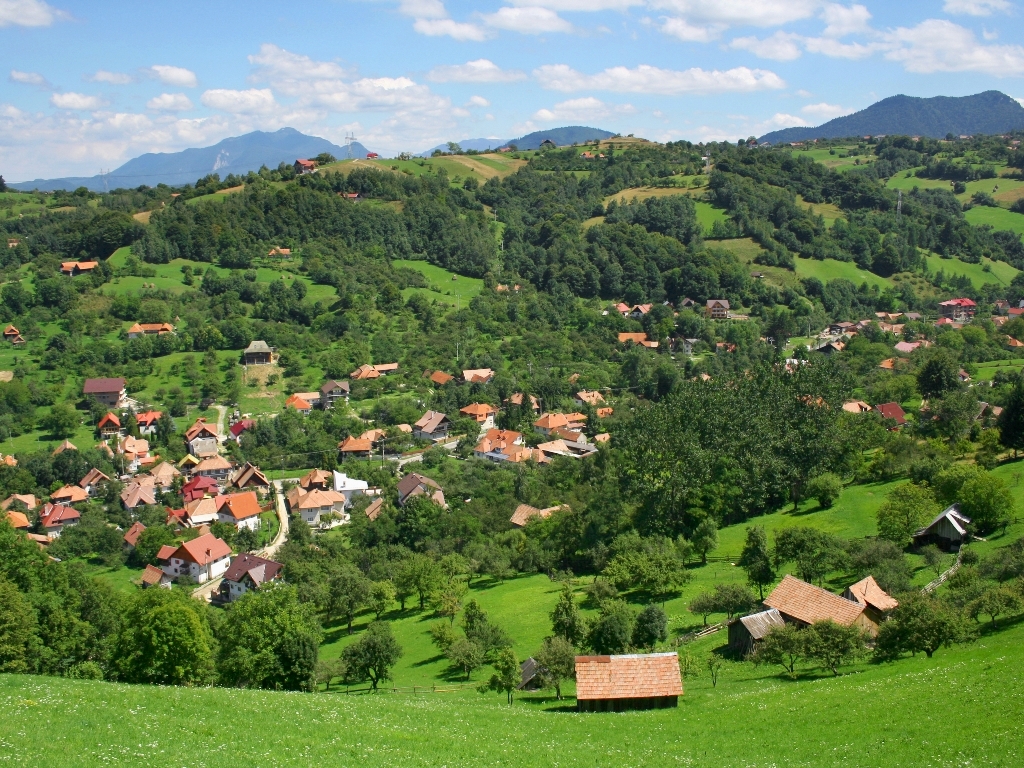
top-left (2, 616), bottom-right (1023, 767)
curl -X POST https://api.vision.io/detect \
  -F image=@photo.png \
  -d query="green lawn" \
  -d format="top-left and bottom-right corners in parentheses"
top-left (924, 253), bottom-right (1019, 288)
top-left (973, 358), bottom-right (1024, 382)
top-left (393, 259), bottom-right (484, 302)
top-left (4, 615), bottom-right (1024, 766)
top-left (964, 205), bottom-right (1024, 236)
top-left (794, 146), bottom-right (876, 172)
top-left (794, 256), bottom-right (892, 290)
top-left (693, 200), bottom-right (728, 234)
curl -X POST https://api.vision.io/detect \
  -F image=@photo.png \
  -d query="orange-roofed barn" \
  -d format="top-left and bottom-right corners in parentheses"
top-left (575, 652), bottom-right (682, 712)
top-left (764, 575), bottom-right (875, 632)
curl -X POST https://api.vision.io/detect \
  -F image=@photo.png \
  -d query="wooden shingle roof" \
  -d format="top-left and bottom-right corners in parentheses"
top-left (575, 652), bottom-right (682, 700)
top-left (764, 575), bottom-right (864, 626)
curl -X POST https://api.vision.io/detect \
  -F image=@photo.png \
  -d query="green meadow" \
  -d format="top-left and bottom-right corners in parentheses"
top-left (2, 613), bottom-right (1022, 767)
top-left (964, 205), bottom-right (1024, 236)
top-left (393, 259), bottom-right (484, 307)
top-left (924, 253), bottom-right (1019, 288)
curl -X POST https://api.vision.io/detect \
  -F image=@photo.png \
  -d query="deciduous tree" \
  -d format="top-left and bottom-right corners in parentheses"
top-left (342, 621), bottom-right (402, 691)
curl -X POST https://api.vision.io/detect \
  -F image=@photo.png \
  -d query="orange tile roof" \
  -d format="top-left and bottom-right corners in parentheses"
top-left (429, 370), bottom-right (454, 386)
top-left (460, 402), bottom-right (498, 419)
top-left (845, 575), bottom-right (899, 612)
top-left (217, 491), bottom-right (262, 520)
top-left (285, 393), bottom-right (312, 411)
top-left (339, 435), bottom-right (373, 452)
top-left (123, 521), bottom-right (146, 547)
top-left (575, 390), bottom-right (605, 405)
top-left (534, 413), bottom-right (569, 430)
top-left (51, 485), bottom-right (89, 503)
top-left (618, 332), bottom-right (648, 344)
top-left (764, 575), bottom-right (864, 626)
top-left (141, 564), bottom-right (166, 586)
top-left (5, 510), bottom-right (30, 529)
top-left (173, 533), bottom-right (231, 565)
top-left (575, 653), bottom-right (683, 700)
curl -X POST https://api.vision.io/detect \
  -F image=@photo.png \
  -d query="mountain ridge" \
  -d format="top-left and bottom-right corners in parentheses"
top-left (759, 91), bottom-right (1024, 145)
top-left (10, 128), bottom-right (367, 192)
top-left (418, 126), bottom-right (615, 156)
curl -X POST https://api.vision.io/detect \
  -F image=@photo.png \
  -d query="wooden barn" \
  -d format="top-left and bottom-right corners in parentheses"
top-left (843, 575), bottom-right (898, 627)
top-left (764, 575), bottom-right (876, 633)
top-left (727, 608), bottom-right (785, 656)
top-left (575, 652), bottom-right (682, 712)
top-left (913, 504), bottom-right (971, 550)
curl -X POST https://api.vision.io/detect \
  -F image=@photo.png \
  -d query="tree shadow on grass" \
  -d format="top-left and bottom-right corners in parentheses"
top-left (412, 653), bottom-right (446, 668)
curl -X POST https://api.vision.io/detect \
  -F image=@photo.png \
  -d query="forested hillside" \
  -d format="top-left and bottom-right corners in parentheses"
top-left (3, 135), bottom-right (1024, 702)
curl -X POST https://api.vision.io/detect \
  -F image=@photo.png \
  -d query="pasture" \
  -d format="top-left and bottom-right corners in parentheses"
top-left (2, 612), bottom-right (1022, 767)
top-left (964, 205), bottom-right (1024, 236)
top-left (923, 253), bottom-right (1019, 288)
top-left (393, 259), bottom-right (484, 306)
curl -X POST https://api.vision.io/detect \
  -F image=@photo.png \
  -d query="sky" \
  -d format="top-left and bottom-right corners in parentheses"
top-left (2, 0), bottom-right (1024, 181)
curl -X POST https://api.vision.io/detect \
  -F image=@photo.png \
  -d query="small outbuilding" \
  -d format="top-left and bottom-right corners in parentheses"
top-left (913, 504), bottom-right (971, 550)
top-left (727, 608), bottom-right (785, 656)
top-left (243, 340), bottom-right (274, 365)
top-left (575, 652), bottom-right (682, 712)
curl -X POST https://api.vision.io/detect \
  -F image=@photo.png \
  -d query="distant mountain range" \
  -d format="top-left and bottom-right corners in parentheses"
top-left (11, 128), bottom-right (372, 192)
top-left (419, 126), bottom-right (615, 156)
top-left (759, 91), bottom-right (1024, 145)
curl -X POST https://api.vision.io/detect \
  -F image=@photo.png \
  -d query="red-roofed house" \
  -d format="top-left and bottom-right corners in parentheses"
top-left (182, 475), bottom-right (220, 503)
top-left (161, 532), bottom-right (232, 583)
top-left (79, 467), bottom-right (110, 495)
top-left (230, 418), bottom-right (256, 444)
top-left (875, 402), bottom-right (907, 428)
top-left (938, 298), bottom-right (976, 323)
top-left (123, 521), bottom-right (146, 549)
top-left (135, 410), bottom-right (163, 435)
top-left (294, 158), bottom-right (316, 174)
top-left (216, 491), bottom-right (263, 531)
top-left (39, 503), bottom-right (80, 538)
top-left (97, 412), bottom-right (122, 439)
top-left (61, 261), bottom-right (98, 276)
top-left (184, 419), bottom-right (219, 458)
top-left (462, 368), bottom-right (495, 384)
top-left (51, 485), bottom-right (89, 505)
top-left (460, 403), bottom-right (498, 429)
top-left (285, 393), bottom-right (313, 415)
top-left (414, 410), bottom-right (451, 441)
top-left (575, 652), bottom-right (682, 712)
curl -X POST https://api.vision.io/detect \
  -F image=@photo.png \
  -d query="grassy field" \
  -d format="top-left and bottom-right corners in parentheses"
top-left (393, 259), bottom-right (484, 306)
top-left (796, 195), bottom-right (844, 228)
top-left (973, 358), bottom-right (1024, 382)
top-left (964, 205), bottom-right (1024, 236)
top-left (793, 146), bottom-right (876, 172)
top-left (603, 186), bottom-right (699, 206)
top-left (924, 253), bottom-right (1019, 288)
top-left (321, 153), bottom-right (525, 187)
top-left (3, 615), bottom-right (1023, 767)
top-left (794, 256), bottom-right (892, 290)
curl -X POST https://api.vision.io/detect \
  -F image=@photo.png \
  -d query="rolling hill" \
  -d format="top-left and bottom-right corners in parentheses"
top-left (759, 91), bottom-right (1024, 144)
top-left (419, 126), bottom-right (615, 156)
top-left (11, 128), bottom-right (370, 192)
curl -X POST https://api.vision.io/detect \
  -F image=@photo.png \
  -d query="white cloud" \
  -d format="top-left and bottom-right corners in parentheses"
top-left (398, 0), bottom-right (447, 18)
top-left (943, 0), bottom-right (1010, 15)
top-left (761, 112), bottom-right (809, 129)
top-left (413, 18), bottom-right (489, 40)
top-left (650, 0), bottom-right (822, 29)
top-left (482, 6), bottom-right (574, 34)
top-left (884, 19), bottom-right (1024, 75)
top-left (801, 102), bottom-right (854, 119)
top-left (802, 36), bottom-right (878, 58)
top-left (87, 70), bottom-right (133, 85)
top-left (533, 96), bottom-right (635, 121)
top-left (1017, 97), bottom-right (1024, 108)
top-left (427, 59), bottom-right (526, 82)
top-left (147, 93), bottom-right (194, 112)
top-left (820, 3), bottom-right (871, 37)
top-left (200, 88), bottom-right (276, 114)
top-left (466, 95), bottom-right (491, 107)
top-left (50, 92), bottom-right (106, 110)
top-left (535, 63), bottom-right (785, 94)
top-left (508, 0), bottom-right (641, 8)
top-left (149, 65), bottom-right (198, 88)
top-left (0, 0), bottom-right (64, 27)
top-left (660, 17), bottom-right (725, 42)
top-left (9, 70), bottom-right (51, 88)
top-left (730, 31), bottom-right (803, 61)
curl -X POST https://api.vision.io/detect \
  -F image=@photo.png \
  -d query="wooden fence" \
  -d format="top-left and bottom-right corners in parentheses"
top-left (921, 548), bottom-right (965, 594)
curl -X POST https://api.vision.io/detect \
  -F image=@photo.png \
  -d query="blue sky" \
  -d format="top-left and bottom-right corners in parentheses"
top-left (2, 0), bottom-right (1024, 180)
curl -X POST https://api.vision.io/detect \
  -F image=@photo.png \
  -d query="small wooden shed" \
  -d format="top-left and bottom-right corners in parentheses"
top-left (913, 504), bottom-right (971, 550)
top-left (727, 608), bottom-right (785, 656)
top-left (575, 652), bottom-right (682, 712)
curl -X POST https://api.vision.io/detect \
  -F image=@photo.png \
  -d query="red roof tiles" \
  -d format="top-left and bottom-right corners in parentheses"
top-left (575, 653), bottom-right (683, 700)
